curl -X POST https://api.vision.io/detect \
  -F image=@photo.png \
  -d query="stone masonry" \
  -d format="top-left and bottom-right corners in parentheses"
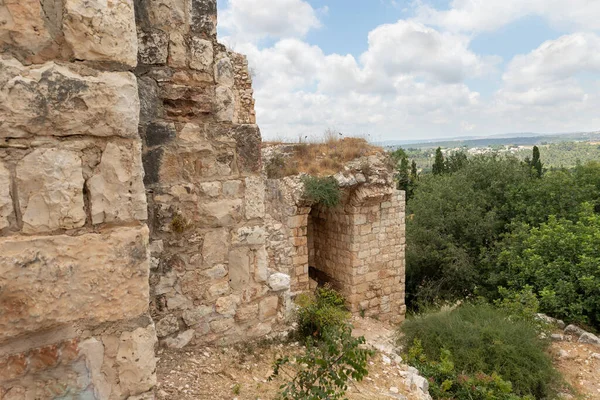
top-left (135, 0), bottom-right (287, 347)
top-left (0, 0), bottom-right (156, 398)
top-left (264, 152), bottom-right (407, 323)
top-left (0, 0), bottom-right (406, 397)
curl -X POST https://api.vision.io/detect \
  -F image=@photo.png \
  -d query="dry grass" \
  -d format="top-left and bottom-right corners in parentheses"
top-left (265, 136), bottom-right (381, 178)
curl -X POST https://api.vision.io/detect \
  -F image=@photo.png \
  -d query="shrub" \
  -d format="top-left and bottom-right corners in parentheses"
top-left (406, 340), bottom-right (532, 400)
top-left (301, 176), bottom-right (341, 208)
top-left (399, 304), bottom-right (558, 399)
top-left (295, 285), bottom-right (350, 339)
top-left (270, 325), bottom-right (373, 400)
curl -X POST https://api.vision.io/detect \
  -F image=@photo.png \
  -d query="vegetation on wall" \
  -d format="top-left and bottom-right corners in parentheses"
top-left (301, 175), bottom-right (341, 208)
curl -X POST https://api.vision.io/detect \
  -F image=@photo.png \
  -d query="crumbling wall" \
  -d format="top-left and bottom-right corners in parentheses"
top-left (136, 0), bottom-right (290, 346)
top-left (264, 154), bottom-right (407, 323)
top-left (311, 191), bottom-right (406, 322)
top-left (0, 0), bottom-right (156, 398)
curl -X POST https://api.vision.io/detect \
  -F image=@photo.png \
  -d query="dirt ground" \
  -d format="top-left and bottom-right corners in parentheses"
top-left (156, 318), bottom-right (600, 400)
top-left (550, 340), bottom-right (600, 399)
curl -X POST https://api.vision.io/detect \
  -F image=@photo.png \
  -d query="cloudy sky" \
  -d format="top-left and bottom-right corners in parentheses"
top-left (217, 0), bottom-right (600, 142)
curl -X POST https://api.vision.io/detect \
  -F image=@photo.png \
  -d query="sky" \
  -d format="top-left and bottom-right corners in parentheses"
top-left (217, 0), bottom-right (600, 142)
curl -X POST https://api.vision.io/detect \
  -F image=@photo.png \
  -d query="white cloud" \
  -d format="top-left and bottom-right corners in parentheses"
top-left (416, 0), bottom-right (600, 33)
top-left (503, 33), bottom-right (600, 88)
top-left (220, 0), bottom-right (321, 42)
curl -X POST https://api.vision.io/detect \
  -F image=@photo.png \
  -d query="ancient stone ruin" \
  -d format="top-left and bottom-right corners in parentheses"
top-left (0, 0), bottom-right (405, 397)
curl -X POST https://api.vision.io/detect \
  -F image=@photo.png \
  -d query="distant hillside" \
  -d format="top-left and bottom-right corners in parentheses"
top-left (381, 131), bottom-right (600, 149)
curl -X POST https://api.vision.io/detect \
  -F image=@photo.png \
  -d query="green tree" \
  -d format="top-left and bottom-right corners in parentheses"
top-left (445, 151), bottom-right (468, 173)
top-left (391, 148), bottom-right (410, 191)
top-left (530, 145), bottom-right (543, 177)
top-left (491, 204), bottom-right (600, 328)
top-left (432, 147), bottom-right (446, 175)
top-left (410, 160), bottom-right (418, 182)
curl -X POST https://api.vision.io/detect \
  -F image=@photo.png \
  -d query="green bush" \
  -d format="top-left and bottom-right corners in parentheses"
top-left (406, 340), bottom-right (532, 400)
top-left (302, 176), bottom-right (341, 208)
top-left (491, 204), bottom-right (600, 328)
top-left (270, 325), bottom-right (374, 400)
top-left (399, 304), bottom-right (558, 399)
top-left (295, 285), bottom-right (350, 339)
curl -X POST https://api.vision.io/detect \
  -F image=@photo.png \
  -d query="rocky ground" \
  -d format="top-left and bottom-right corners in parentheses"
top-left (156, 317), bottom-right (600, 400)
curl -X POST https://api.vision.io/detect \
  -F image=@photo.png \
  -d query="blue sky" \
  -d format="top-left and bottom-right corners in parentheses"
top-left (218, 0), bottom-right (600, 141)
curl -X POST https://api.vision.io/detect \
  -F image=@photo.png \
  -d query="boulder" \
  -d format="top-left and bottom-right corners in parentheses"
top-left (164, 329), bottom-right (195, 349)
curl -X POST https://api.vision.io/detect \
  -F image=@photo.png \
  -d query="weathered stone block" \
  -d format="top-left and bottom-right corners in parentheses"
top-left (138, 29), bottom-right (169, 65)
top-left (235, 304), bottom-right (258, 322)
top-left (155, 314), bottom-right (179, 338)
top-left (202, 229), bottom-right (229, 264)
top-left (88, 142), bottom-right (148, 225)
top-left (142, 0), bottom-right (187, 32)
top-left (190, 37), bottom-right (213, 72)
top-left (63, 0), bottom-right (138, 67)
top-left (17, 148), bottom-right (86, 233)
top-left (168, 32), bottom-right (187, 68)
top-left (268, 273), bottom-right (291, 292)
top-left (190, 0), bottom-right (217, 36)
top-left (0, 0), bottom-right (62, 63)
top-left (0, 226), bottom-right (150, 343)
top-left (229, 247), bottom-right (250, 291)
top-left (0, 58), bottom-right (139, 138)
top-left (259, 296), bottom-right (278, 321)
top-left (215, 295), bottom-right (240, 317)
top-left (233, 226), bottom-right (266, 246)
top-left (214, 55), bottom-right (233, 87)
top-left (245, 176), bottom-right (265, 219)
top-left (0, 161), bottom-right (12, 230)
top-left (215, 86), bottom-right (234, 121)
top-left (200, 199), bottom-right (243, 227)
top-left (117, 324), bottom-right (157, 397)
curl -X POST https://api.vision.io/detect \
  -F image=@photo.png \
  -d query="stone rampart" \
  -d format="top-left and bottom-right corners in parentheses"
top-left (0, 0), bottom-right (156, 398)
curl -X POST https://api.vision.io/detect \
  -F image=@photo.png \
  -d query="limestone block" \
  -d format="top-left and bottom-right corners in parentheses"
top-left (223, 180), bottom-right (242, 197)
top-left (144, 0), bottom-right (187, 32)
top-left (168, 32), bottom-right (187, 68)
top-left (233, 226), bottom-right (266, 246)
top-left (259, 296), bottom-right (278, 321)
top-left (117, 324), bottom-right (158, 397)
top-left (214, 55), bottom-right (234, 87)
top-left (203, 264), bottom-right (227, 279)
top-left (0, 58), bottom-right (139, 138)
top-left (200, 199), bottom-right (243, 227)
top-left (63, 0), bottom-right (138, 67)
top-left (202, 229), bottom-right (229, 265)
top-left (215, 295), bottom-right (241, 317)
top-left (190, 0), bottom-right (217, 35)
top-left (235, 304), bottom-right (258, 322)
top-left (254, 246), bottom-right (269, 283)
top-left (182, 305), bottom-right (213, 327)
top-left (190, 37), bottom-right (213, 72)
top-left (209, 317), bottom-right (234, 333)
top-left (138, 29), bottom-right (169, 65)
top-left (164, 329), bottom-right (194, 349)
top-left (200, 181), bottom-right (221, 197)
top-left (269, 273), bottom-right (291, 292)
top-left (155, 314), bottom-right (179, 338)
top-left (0, 226), bottom-right (150, 343)
top-left (0, 161), bottom-right (12, 230)
top-left (215, 86), bottom-right (234, 122)
top-left (245, 177), bottom-right (265, 219)
top-left (17, 148), bottom-right (86, 233)
top-left (0, 0), bottom-right (62, 62)
top-left (207, 281), bottom-right (230, 298)
top-left (229, 248), bottom-right (250, 291)
top-left (88, 142), bottom-right (148, 225)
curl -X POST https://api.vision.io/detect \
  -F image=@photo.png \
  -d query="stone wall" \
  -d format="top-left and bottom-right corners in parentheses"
top-left (136, 0), bottom-right (289, 346)
top-left (311, 192), bottom-right (406, 322)
top-left (0, 0), bottom-right (156, 398)
top-left (264, 152), bottom-right (407, 323)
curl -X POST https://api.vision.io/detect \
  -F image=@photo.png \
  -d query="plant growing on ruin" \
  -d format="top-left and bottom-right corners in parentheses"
top-left (270, 325), bottom-right (373, 400)
top-left (295, 285), bottom-right (350, 339)
top-left (301, 176), bottom-right (341, 208)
